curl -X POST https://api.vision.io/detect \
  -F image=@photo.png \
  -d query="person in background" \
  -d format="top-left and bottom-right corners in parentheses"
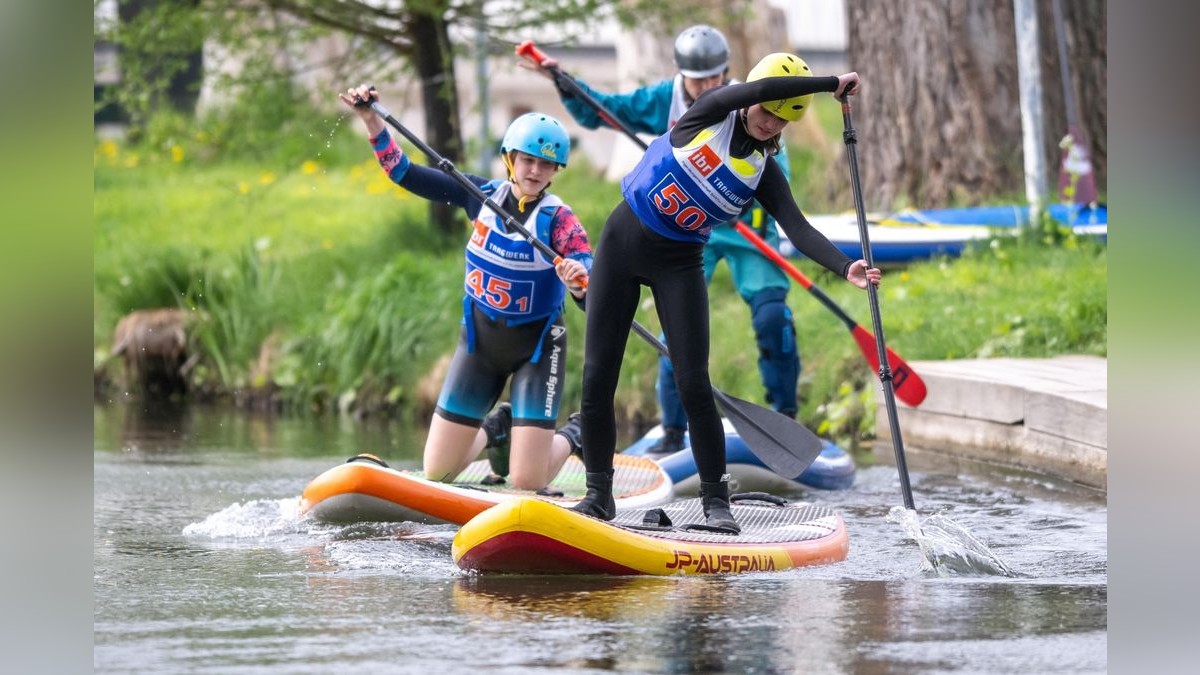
top-left (569, 55), bottom-right (878, 533)
top-left (339, 85), bottom-right (590, 492)
top-left (523, 25), bottom-right (805, 457)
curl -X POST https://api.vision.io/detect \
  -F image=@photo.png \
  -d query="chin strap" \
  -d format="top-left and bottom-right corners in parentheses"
top-left (501, 152), bottom-right (539, 213)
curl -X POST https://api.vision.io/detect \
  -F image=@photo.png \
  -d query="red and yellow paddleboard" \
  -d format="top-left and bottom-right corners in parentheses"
top-left (453, 494), bottom-right (849, 576)
top-left (300, 454), bottom-right (672, 525)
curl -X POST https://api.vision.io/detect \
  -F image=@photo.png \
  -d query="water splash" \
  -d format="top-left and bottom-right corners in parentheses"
top-left (182, 497), bottom-right (307, 539)
top-left (888, 506), bottom-right (1016, 577)
top-left (307, 113), bottom-right (351, 191)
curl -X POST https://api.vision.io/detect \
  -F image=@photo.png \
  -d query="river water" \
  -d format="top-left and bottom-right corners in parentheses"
top-left (94, 402), bottom-right (1107, 674)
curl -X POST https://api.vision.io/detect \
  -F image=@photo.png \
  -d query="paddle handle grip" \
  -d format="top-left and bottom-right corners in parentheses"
top-left (516, 40), bottom-right (647, 147)
top-left (515, 40), bottom-right (548, 65)
top-left (351, 85), bottom-right (377, 108)
top-left (552, 254), bottom-right (589, 292)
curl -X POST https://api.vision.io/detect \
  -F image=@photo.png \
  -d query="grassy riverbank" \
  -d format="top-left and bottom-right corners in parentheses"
top-left (94, 105), bottom-right (1107, 445)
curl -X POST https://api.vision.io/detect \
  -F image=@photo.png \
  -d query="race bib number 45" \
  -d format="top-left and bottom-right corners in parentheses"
top-left (465, 267), bottom-right (533, 314)
top-left (650, 173), bottom-right (709, 232)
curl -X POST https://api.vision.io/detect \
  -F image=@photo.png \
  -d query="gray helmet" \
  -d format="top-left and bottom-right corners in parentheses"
top-left (673, 25), bottom-right (729, 79)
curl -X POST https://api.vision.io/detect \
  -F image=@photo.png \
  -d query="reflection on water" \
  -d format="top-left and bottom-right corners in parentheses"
top-left (94, 403), bottom-right (1106, 674)
top-left (450, 575), bottom-right (854, 673)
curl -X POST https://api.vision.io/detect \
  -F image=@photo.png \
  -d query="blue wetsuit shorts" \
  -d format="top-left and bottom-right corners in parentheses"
top-left (434, 304), bottom-right (567, 429)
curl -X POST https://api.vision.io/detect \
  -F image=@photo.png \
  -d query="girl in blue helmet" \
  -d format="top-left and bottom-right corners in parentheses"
top-left (340, 85), bottom-right (592, 492)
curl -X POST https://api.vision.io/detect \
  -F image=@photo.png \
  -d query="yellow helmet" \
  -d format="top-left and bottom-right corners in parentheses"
top-left (746, 53), bottom-right (814, 121)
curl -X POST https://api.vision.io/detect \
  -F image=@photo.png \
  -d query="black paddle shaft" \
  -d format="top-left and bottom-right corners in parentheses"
top-left (840, 97), bottom-right (916, 510)
top-left (358, 96), bottom-right (555, 257)
top-left (357, 92), bottom-right (824, 477)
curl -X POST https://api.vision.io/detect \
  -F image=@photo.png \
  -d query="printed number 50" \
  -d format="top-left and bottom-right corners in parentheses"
top-left (652, 183), bottom-right (707, 231)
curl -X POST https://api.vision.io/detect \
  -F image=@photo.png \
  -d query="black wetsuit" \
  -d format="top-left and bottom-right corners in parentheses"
top-left (579, 76), bottom-right (854, 483)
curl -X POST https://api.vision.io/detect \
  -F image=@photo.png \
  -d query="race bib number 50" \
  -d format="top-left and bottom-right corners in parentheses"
top-left (465, 267), bottom-right (533, 314)
top-left (650, 173), bottom-right (709, 232)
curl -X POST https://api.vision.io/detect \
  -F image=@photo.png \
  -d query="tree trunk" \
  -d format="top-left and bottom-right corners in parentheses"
top-left (843, 0), bottom-right (1105, 209)
top-left (407, 7), bottom-right (462, 237)
top-left (1037, 0), bottom-right (1106, 195)
top-left (117, 0), bottom-right (204, 120)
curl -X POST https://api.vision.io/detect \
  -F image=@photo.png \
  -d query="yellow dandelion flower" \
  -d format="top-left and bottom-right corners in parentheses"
top-left (238, 181), bottom-right (251, 194)
top-left (900, 271), bottom-right (910, 282)
top-left (123, 153), bottom-right (140, 168)
top-left (259, 171), bottom-right (276, 185)
top-left (171, 145), bottom-right (185, 163)
top-left (301, 160), bottom-right (319, 175)
top-left (99, 140), bottom-right (119, 159)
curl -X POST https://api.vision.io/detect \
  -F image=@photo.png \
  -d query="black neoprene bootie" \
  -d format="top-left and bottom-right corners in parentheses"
top-left (556, 412), bottom-right (583, 457)
top-left (481, 403), bottom-right (512, 477)
top-left (646, 426), bottom-right (686, 456)
top-left (571, 470), bottom-right (615, 520)
top-left (700, 480), bottom-right (741, 534)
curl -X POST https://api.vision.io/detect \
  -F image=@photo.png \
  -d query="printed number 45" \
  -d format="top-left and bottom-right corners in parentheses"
top-left (652, 182), bottom-right (707, 231)
top-left (467, 268), bottom-right (527, 312)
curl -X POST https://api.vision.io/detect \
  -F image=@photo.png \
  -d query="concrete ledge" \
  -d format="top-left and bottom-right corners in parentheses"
top-left (878, 407), bottom-right (1106, 489)
top-left (1025, 388), bottom-right (1107, 448)
top-left (876, 356), bottom-right (1107, 489)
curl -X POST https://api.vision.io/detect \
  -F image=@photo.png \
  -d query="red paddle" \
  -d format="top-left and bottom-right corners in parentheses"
top-left (733, 222), bottom-right (926, 406)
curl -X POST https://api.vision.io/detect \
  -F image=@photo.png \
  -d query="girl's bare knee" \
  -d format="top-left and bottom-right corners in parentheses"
top-left (508, 469), bottom-right (546, 491)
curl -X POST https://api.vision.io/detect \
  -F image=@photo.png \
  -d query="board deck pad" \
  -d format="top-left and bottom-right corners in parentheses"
top-left (610, 497), bottom-right (840, 544)
top-left (426, 454), bottom-right (661, 498)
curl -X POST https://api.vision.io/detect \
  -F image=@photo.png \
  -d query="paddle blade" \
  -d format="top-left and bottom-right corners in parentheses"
top-left (713, 389), bottom-right (824, 478)
top-left (851, 326), bottom-right (928, 406)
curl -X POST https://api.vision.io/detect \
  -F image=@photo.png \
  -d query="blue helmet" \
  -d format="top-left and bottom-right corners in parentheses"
top-left (500, 112), bottom-right (570, 167)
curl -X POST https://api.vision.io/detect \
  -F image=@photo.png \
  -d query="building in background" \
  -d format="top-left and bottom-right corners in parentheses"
top-left (458, 0), bottom-right (848, 175)
top-left (94, 0), bottom-right (847, 176)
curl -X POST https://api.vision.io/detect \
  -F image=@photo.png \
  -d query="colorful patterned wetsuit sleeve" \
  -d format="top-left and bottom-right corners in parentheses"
top-left (367, 128), bottom-right (489, 213)
top-left (370, 128), bottom-right (410, 181)
top-left (550, 207), bottom-right (593, 271)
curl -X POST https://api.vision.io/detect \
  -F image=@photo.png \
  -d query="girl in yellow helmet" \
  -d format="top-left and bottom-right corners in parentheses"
top-left (572, 55), bottom-right (877, 533)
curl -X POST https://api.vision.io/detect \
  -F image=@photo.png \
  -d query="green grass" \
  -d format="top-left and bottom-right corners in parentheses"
top-left (94, 111), bottom-right (1107, 446)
